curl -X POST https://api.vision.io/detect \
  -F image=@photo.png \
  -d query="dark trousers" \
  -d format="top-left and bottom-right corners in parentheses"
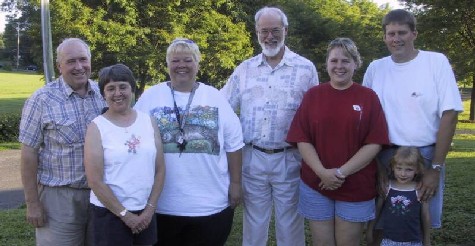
top-left (155, 207), bottom-right (234, 246)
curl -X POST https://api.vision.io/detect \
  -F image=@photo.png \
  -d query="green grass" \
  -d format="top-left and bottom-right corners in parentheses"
top-left (0, 71), bottom-right (44, 114)
top-left (0, 142), bottom-right (21, 150)
top-left (0, 72), bottom-right (473, 245)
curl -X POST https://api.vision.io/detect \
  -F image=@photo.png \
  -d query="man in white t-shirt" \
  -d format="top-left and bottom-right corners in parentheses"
top-left (363, 9), bottom-right (463, 234)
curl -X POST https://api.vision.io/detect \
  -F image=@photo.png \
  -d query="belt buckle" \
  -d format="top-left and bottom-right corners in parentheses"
top-left (264, 149), bottom-right (274, 154)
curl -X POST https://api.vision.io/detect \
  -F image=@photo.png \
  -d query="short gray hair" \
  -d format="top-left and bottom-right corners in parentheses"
top-left (255, 7), bottom-right (288, 28)
top-left (56, 38), bottom-right (91, 63)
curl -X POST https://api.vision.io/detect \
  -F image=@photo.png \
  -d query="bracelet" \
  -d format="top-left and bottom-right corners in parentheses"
top-left (336, 168), bottom-right (346, 178)
top-left (146, 202), bottom-right (156, 208)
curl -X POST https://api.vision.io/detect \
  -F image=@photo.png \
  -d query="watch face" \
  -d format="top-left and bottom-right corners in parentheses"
top-left (432, 165), bottom-right (442, 171)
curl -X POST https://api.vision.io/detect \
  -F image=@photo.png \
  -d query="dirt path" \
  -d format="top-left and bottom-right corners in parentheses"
top-left (0, 149), bottom-right (24, 209)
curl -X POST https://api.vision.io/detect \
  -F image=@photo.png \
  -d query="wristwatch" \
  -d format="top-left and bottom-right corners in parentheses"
top-left (119, 209), bottom-right (128, 217)
top-left (432, 163), bottom-right (444, 171)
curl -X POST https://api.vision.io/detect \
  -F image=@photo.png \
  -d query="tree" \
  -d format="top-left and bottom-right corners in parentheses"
top-left (2, 0), bottom-right (253, 96)
top-left (404, 0), bottom-right (475, 121)
top-left (2, 0), bottom-right (391, 94)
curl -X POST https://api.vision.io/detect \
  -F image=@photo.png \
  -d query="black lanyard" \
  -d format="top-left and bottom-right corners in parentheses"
top-left (168, 82), bottom-right (199, 154)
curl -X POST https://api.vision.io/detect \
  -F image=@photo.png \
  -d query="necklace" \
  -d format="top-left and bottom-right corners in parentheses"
top-left (168, 82), bottom-right (199, 155)
top-left (105, 109), bottom-right (135, 134)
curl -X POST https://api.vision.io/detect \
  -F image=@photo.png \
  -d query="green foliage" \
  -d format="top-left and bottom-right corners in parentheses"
top-left (403, 0), bottom-right (475, 119)
top-left (45, 0), bottom-right (254, 93)
top-left (2, 0), bottom-right (393, 92)
top-left (0, 113), bottom-right (20, 142)
top-left (0, 142), bottom-right (20, 150)
top-left (0, 33), bottom-right (4, 49)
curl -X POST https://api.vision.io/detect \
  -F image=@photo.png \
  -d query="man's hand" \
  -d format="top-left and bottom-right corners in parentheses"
top-left (417, 168), bottom-right (440, 202)
top-left (26, 201), bottom-right (46, 227)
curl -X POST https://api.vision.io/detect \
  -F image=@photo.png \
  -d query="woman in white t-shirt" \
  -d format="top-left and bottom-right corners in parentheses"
top-left (134, 38), bottom-right (244, 246)
top-left (84, 64), bottom-right (165, 246)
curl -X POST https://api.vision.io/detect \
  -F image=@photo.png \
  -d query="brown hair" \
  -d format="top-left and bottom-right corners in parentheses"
top-left (382, 9), bottom-right (417, 33)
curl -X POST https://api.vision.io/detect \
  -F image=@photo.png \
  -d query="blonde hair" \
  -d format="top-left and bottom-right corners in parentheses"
top-left (166, 38), bottom-right (201, 64)
top-left (390, 146), bottom-right (425, 181)
top-left (326, 37), bottom-right (362, 69)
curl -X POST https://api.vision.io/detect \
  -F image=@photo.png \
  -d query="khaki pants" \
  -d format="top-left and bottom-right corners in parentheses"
top-left (241, 145), bottom-right (305, 246)
top-left (36, 185), bottom-right (92, 246)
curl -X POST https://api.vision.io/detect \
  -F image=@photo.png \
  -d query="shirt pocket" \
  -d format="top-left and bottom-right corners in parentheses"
top-left (54, 119), bottom-right (82, 144)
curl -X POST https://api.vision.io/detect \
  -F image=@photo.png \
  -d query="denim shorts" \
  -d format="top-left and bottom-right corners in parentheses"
top-left (377, 145), bottom-right (444, 228)
top-left (298, 181), bottom-right (375, 222)
top-left (381, 238), bottom-right (423, 246)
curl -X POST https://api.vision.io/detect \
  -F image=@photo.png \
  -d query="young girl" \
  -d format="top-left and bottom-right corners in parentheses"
top-left (372, 146), bottom-right (431, 246)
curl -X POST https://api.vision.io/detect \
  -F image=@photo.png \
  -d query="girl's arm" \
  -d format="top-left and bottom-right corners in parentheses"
top-left (421, 201), bottom-right (431, 246)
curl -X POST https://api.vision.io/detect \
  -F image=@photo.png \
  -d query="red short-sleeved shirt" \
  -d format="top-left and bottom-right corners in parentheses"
top-left (287, 82), bottom-right (389, 201)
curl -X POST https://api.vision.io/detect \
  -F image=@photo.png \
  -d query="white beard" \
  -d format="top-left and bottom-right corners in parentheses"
top-left (259, 38), bottom-right (285, 57)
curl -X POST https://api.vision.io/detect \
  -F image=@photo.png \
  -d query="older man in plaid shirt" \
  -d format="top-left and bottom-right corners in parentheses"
top-left (19, 38), bottom-right (106, 246)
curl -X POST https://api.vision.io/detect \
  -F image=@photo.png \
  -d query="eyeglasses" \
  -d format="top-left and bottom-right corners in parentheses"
top-left (257, 27), bottom-right (285, 37)
top-left (171, 39), bottom-right (195, 44)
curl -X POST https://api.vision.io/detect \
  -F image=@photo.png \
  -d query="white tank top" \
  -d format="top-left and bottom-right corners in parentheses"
top-left (90, 110), bottom-right (157, 210)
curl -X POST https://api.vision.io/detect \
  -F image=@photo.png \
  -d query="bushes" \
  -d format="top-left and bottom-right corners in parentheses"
top-left (0, 113), bottom-right (21, 142)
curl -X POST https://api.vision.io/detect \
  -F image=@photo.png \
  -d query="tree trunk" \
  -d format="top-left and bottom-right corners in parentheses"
top-left (470, 75), bottom-right (474, 121)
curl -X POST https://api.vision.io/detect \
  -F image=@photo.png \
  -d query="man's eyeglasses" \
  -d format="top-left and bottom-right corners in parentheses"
top-left (257, 27), bottom-right (285, 37)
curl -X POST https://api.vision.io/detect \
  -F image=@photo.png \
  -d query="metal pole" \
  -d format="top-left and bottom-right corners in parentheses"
top-left (41, 0), bottom-right (55, 83)
top-left (16, 23), bottom-right (19, 69)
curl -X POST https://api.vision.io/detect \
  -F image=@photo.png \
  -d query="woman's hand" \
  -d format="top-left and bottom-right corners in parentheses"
top-left (121, 212), bottom-right (143, 234)
top-left (318, 168), bottom-right (345, 190)
top-left (135, 206), bottom-right (156, 232)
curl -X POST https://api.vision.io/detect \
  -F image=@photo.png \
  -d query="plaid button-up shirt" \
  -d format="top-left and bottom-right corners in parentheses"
top-left (221, 47), bottom-right (319, 149)
top-left (19, 77), bottom-right (106, 188)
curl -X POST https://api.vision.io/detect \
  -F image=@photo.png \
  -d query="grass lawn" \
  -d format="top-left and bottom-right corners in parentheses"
top-left (0, 72), bottom-right (474, 245)
top-left (0, 71), bottom-right (44, 114)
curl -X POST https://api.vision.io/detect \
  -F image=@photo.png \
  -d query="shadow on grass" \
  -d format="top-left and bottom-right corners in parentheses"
top-left (0, 189), bottom-right (24, 210)
top-left (0, 98), bottom-right (26, 114)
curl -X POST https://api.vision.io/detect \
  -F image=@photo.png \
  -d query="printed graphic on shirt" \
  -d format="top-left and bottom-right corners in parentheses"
top-left (389, 195), bottom-right (412, 216)
top-left (124, 134), bottom-right (141, 154)
top-left (150, 105), bottom-right (220, 155)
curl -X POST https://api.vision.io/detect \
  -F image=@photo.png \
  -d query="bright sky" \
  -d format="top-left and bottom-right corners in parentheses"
top-left (0, 1), bottom-right (403, 34)
top-left (371, 0), bottom-right (404, 9)
top-left (0, 11), bottom-right (6, 33)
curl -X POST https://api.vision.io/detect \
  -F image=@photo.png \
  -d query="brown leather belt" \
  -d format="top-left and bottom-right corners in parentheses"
top-left (251, 144), bottom-right (293, 154)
